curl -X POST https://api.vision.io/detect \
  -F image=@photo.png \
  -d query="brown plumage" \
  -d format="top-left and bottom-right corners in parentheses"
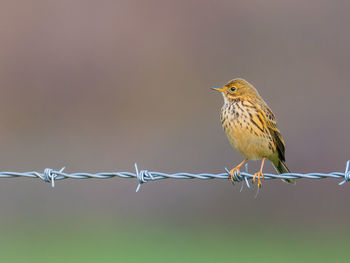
top-left (212, 78), bottom-right (295, 187)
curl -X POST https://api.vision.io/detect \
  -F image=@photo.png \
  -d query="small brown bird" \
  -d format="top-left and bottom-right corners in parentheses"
top-left (212, 78), bottom-right (295, 187)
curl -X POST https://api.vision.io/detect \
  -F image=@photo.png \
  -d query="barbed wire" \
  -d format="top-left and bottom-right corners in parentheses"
top-left (0, 160), bottom-right (348, 192)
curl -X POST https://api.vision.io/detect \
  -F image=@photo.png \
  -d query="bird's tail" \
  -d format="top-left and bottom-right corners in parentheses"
top-left (273, 160), bottom-right (296, 184)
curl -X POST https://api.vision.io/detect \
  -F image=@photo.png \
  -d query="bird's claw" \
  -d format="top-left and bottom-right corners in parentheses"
top-left (229, 167), bottom-right (241, 183)
top-left (253, 171), bottom-right (264, 188)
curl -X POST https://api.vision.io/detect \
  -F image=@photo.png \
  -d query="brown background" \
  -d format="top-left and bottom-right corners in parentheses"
top-left (0, 0), bottom-right (349, 227)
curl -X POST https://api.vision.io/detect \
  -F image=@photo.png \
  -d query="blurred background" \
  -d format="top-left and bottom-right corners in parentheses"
top-left (0, 0), bottom-right (349, 262)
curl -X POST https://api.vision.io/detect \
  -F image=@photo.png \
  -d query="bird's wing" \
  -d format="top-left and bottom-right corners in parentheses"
top-left (252, 101), bottom-right (286, 162)
top-left (242, 100), bottom-right (286, 161)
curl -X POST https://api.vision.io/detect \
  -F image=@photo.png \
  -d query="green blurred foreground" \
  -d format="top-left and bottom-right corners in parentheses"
top-left (1, 220), bottom-right (347, 263)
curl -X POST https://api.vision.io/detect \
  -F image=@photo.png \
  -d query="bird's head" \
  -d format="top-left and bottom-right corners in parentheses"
top-left (212, 78), bottom-right (259, 103)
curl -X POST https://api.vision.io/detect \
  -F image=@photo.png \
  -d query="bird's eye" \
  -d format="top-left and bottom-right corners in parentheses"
top-left (230, 87), bottom-right (236, 92)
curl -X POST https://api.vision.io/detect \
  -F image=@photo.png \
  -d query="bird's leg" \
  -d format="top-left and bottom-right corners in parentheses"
top-left (229, 158), bottom-right (248, 182)
top-left (253, 157), bottom-right (266, 188)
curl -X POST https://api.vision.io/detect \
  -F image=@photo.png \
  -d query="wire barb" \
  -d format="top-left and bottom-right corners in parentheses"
top-left (339, 160), bottom-right (350, 186)
top-left (43, 167), bottom-right (65, 188)
top-left (134, 163), bottom-right (154, 192)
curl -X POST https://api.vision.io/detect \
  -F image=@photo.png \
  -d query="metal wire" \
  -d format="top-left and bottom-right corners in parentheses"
top-left (0, 160), bottom-right (348, 192)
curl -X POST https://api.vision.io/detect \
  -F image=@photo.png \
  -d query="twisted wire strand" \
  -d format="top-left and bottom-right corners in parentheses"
top-left (0, 161), bottom-right (348, 192)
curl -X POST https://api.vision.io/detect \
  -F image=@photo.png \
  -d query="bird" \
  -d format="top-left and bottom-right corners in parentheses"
top-left (212, 78), bottom-right (295, 187)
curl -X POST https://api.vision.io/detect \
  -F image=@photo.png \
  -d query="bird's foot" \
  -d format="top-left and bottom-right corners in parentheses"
top-left (253, 171), bottom-right (265, 188)
top-left (228, 158), bottom-right (248, 183)
top-left (229, 167), bottom-right (241, 183)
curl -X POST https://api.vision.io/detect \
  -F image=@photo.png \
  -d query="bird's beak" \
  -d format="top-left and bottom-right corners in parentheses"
top-left (211, 86), bottom-right (224, 92)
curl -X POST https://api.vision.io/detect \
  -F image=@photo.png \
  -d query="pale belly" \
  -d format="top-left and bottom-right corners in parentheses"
top-left (225, 124), bottom-right (273, 159)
